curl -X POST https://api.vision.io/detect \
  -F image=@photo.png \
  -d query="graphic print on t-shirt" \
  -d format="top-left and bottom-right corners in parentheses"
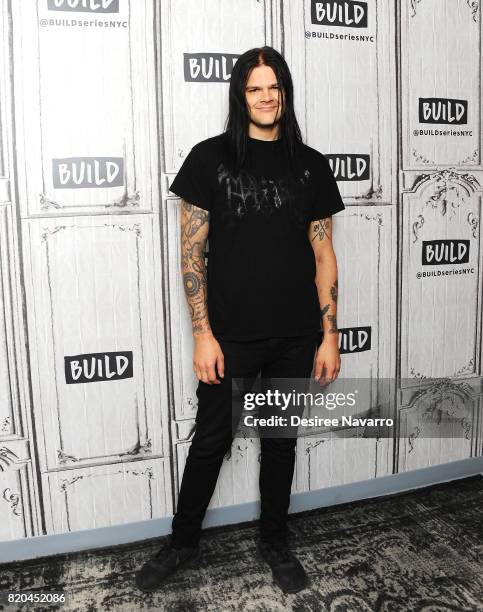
top-left (216, 161), bottom-right (311, 221)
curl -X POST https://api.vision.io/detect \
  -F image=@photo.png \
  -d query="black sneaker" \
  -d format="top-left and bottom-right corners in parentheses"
top-left (135, 543), bottom-right (199, 593)
top-left (256, 539), bottom-right (309, 594)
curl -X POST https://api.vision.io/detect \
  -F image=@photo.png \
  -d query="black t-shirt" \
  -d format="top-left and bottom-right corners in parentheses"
top-left (169, 132), bottom-right (345, 341)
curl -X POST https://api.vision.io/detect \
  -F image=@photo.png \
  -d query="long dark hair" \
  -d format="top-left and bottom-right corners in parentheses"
top-left (223, 46), bottom-right (303, 177)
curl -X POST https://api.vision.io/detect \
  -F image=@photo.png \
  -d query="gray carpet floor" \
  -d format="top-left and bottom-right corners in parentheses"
top-left (1, 475), bottom-right (482, 611)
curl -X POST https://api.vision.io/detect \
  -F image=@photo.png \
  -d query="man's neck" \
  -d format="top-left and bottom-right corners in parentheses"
top-left (248, 123), bottom-right (280, 141)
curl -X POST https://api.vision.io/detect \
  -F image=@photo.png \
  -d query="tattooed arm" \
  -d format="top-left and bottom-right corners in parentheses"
top-left (180, 199), bottom-right (224, 384)
top-left (308, 216), bottom-right (341, 384)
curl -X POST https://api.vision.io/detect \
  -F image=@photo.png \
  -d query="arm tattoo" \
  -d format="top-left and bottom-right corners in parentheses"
top-left (180, 200), bottom-right (211, 335)
top-left (311, 218), bottom-right (330, 242)
top-left (327, 314), bottom-right (338, 334)
top-left (330, 279), bottom-right (338, 303)
top-left (183, 272), bottom-right (200, 297)
top-left (184, 206), bottom-right (209, 239)
top-left (312, 215), bottom-right (340, 336)
top-left (320, 281), bottom-right (339, 334)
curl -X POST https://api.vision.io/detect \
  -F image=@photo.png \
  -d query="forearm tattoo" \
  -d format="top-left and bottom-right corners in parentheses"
top-left (180, 200), bottom-right (211, 334)
top-left (311, 218), bottom-right (330, 242)
top-left (312, 217), bottom-right (339, 335)
top-left (320, 280), bottom-right (339, 335)
top-left (327, 314), bottom-right (338, 334)
top-left (330, 279), bottom-right (338, 303)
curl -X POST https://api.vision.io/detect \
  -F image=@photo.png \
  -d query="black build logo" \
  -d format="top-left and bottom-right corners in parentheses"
top-left (326, 154), bottom-right (370, 181)
top-left (311, 1), bottom-right (368, 27)
top-left (184, 53), bottom-right (239, 82)
top-left (422, 240), bottom-right (469, 265)
top-left (339, 326), bottom-right (371, 354)
top-left (65, 351), bottom-right (133, 384)
top-left (52, 157), bottom-right (124, 188)
top-left (419, 98), bottom-right (468, 125)
top-left (47, 0), bottom-right (119, 12)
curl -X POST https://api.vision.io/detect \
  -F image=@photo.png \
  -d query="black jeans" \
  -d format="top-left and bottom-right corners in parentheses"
top-left (170, 332), bottom-right (320, 548)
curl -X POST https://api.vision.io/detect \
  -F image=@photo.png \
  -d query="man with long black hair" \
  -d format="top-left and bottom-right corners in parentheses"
top-left (136, 46), bottom-right (345, 595)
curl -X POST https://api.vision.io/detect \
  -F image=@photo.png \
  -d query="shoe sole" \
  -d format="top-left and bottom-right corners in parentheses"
top-left (255, 543), bottom-right (309, 595)
top-left (135, 549), bottom-right (200, 594)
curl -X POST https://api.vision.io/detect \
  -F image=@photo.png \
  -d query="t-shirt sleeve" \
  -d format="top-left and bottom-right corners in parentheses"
top-left (309, 154), bottom-right (345, 221)
top-left (168, 144), bottom-right (212, 212)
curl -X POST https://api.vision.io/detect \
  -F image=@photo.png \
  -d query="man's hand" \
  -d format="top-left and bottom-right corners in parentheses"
top-left (314, 336), bottom-right (341, 386)
top-left (193, 332), bottom-right (225, 384)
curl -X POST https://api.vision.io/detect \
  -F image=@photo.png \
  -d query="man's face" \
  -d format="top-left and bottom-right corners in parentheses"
top-left (245, 64), bottom-right (284, 130)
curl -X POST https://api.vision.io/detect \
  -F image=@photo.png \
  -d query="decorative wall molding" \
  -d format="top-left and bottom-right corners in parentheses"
top-left (2, 487), bottom-right (21, 516)
top-left (0, 446), bottom-right (19, 471)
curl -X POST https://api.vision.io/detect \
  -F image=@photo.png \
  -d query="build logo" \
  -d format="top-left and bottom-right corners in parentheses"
top-left (65, 351), bottom-right (133, 384)
top-left (422, 240), bottom-right (470, 265)
top-left (184, 53), bottom-right (240, 82)
top-left (52, 157), bottom-right (124, 188)
top-left (311, 1), bottom-right (368, 27)
top-left (326, 154), bottom-right (370, 181)
top-left (339, 327), bottom-right (371, 354)
top-left (419, 98), bottom-right (468, 125)
top-left (47, 0), bottom-right (119, 12)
